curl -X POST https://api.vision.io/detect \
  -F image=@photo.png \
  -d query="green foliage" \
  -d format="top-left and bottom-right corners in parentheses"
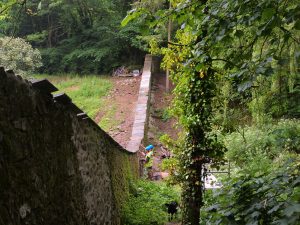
top-left (152, 108), bottom-right (172, 122)
top-left (26, 31), bottom-right (48, 45)
top-left (200, 120), bottom-right (300, 224)
top-left (0, 0), bottom-right (20, 19)
top-left (124, 0), bottom-right (300, 223)
top-left (212, 77), bottom-right (252, 131)
top-left (121, 0), bottom-right (168, 51)
top-left (2, 0), bottom-right (144, 74)
top-left (224, 120), bottom-right (300, 175)
top-left (98, 105), bottom-right (120, 132)
top-left (159, 134), bottom-right (181, 184)
top-left (162, 108), bottom-right (172, 122)
top-left (121, 180), bottom-right (180, 225)
top-left (0, 36), bottom-right (42, 76)
top-left (202, 160), bottom-right (300, 225)
top-left (160, 157), bottom-right (178, 184)
top-left (33, 73), bottom-right (112, 119)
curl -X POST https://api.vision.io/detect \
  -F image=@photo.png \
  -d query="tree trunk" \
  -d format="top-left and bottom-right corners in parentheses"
top-left (182, 164), bottom-right (203, 225)
top-left (47, 14), bottom-right (52, 48)
top-left (166, 1), bottom-right (172, 92)
top-left (180, 69), bottom-right (215, 225)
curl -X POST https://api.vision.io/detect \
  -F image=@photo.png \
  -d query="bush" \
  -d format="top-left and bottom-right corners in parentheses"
top-left (223, 119), bottom-right (300, 175)
top-left (0, 36), bottom-right (42, 76)
top-left (122, 180), bottom-right (180, 225)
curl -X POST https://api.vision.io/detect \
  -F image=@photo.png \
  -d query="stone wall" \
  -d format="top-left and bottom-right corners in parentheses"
top-left (0, 68), bottom-right (138, 225)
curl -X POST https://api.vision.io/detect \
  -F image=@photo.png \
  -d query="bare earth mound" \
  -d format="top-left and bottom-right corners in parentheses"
top-left (95, 76), bottom-right (141, 148)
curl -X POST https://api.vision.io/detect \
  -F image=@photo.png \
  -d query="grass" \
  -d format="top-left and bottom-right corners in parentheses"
top-left (98, 105), bottom-right (119, 131)
top-left (33, 73), bottom-right (113, 119)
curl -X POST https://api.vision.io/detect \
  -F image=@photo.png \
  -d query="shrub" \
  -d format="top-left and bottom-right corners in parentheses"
top-left (0, 36), bottom-right (42, 76)
top-left (162, 108), bottom-right (172, 122)
top-left (223, 119), bottom-right (300, 175)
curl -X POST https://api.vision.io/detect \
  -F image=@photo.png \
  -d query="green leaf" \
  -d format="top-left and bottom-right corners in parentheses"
top-left (238, 81), bottom-right (252, 92)
top-left (294, 20), bottom-right (300, 30)
top-left (284, 204), bottom-right (300, 217)
top-left (262, 8), bottom-right (275, 21)
top-left (235, 30), bottom-right (244, 38)
top-left (37, 1), bottom-right (42, 11)
top-left (121, 9), bottom-right (142, 27)
top-left (195, 63), bottom-right (204, 71)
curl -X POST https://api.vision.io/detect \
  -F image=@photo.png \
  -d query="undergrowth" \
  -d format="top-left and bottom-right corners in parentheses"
top-left (122, 180), bottom-right (181, 225)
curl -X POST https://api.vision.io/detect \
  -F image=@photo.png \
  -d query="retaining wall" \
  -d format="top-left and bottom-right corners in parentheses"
top-left (126, 54), bottom-right (160, 154)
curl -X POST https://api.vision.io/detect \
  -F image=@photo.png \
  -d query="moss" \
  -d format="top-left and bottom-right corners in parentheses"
top-left (107, 147), bottom-right (139, 223)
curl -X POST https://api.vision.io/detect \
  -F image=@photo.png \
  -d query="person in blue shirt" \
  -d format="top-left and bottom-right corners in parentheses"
top-left (145, 144), bottom-right (154, 162)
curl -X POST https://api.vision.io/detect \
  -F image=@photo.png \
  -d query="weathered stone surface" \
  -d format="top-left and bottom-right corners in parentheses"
top-left (0, 70), bottom-right (138, 225)
top-left (53, 93), bottom-right (72, 105)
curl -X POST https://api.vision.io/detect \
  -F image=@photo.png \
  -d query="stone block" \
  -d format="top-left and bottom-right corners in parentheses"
top-left (30, 79), bottom-right (58, 93)
top-left (77, 112), bottom-right (87, 118)
top-left (53, 93), bottom-right (72, 105)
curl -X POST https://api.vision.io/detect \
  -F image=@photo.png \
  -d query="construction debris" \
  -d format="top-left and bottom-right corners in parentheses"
top-left (112, 66), bottom-right (141, 77)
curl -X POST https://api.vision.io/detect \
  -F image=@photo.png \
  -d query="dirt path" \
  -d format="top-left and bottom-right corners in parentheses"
top-left (95, 76), bottom-right (141, 148)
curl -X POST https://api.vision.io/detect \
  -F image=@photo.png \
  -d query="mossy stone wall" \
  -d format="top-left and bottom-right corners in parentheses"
top-left (0, 68), bottom-right (138, 225)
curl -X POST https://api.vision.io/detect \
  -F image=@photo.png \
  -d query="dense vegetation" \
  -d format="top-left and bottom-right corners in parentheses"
top-left (123, 0), bottom-right (300, 224)
top-left (0, 0), bottom-right (145, 74)
top-left (122, 180), bottom-right (180, 225)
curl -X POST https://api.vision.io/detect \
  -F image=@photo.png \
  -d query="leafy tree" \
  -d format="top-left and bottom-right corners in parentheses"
top-left (1, 0), bottom-right (145, 74)
top-left (0, 0), bottom-right (25, 18)
top-left (0, 36), bottom-right (42, 75)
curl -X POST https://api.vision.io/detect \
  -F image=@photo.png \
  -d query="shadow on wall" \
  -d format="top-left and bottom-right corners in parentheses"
top-left (0, 68), bottom-right (138, 225)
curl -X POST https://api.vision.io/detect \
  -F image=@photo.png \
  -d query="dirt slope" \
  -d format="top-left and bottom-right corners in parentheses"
top-left (95, 76), bottom-right (141, 148)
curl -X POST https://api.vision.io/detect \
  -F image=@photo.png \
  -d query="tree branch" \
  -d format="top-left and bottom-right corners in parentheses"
top-left (280, 27), bottom-right (300, 44)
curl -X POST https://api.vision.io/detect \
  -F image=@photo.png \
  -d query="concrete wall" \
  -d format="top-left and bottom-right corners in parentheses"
top-left (126, 54), bottom-right (161, 153)
top-left (0, 68), bottom-right (138, 225)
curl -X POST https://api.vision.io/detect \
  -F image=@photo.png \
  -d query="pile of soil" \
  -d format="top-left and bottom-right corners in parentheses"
top-left (95, 76), bottom-right (141, 148)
